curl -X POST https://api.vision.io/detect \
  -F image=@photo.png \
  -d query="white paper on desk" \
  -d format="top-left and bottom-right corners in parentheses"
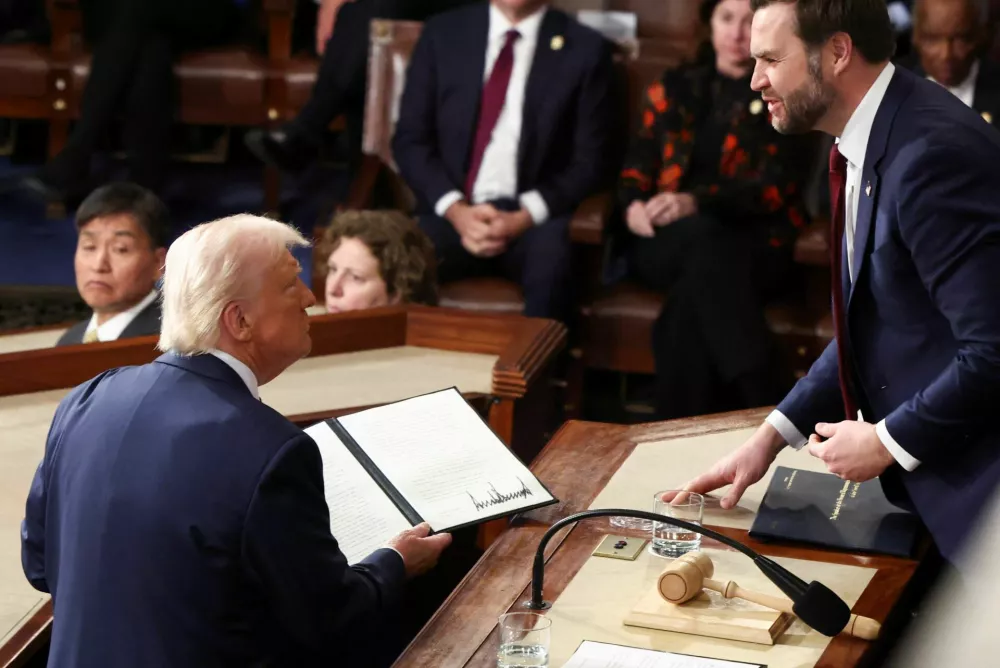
top-left (562, 640), bottom-right (762, 668)
top-left (304, 422), bottom-right (413, 565)
top-left (336, 388), bottom-right (554, 530)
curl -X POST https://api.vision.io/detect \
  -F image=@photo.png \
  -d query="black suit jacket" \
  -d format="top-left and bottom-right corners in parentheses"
top-left (897, 56), bottom-right (1000, 126)
top-left (392, 3), bottom-right (617, 218)
top-left (56, 297), bottom-right (162, 347)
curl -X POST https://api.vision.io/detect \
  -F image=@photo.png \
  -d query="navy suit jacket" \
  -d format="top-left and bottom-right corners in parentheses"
top-left (22, 353), bottom-right (406, 667)
top-left (392, 2), bottom-right (616, 218)
top-left (55, 298), bottom-right (162, 347)
top-left (777, 67), bottom-right (1000, 559)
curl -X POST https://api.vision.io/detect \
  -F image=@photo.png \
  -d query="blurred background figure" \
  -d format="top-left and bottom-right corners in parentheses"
top-left (246, 0), bottom-right (476, 173)
top-left (318, 210), bottom-right (438, 313)
top-left (57, 182), bottom-right (168, 346)
top-left (617, 0), bottom-right (815, 420)
top-left (20, 0), bottom-right (245, 203)
top-left (902, 0), bottom-right (1000, 123)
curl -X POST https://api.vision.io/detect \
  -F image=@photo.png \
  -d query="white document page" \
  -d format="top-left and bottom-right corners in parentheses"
top-left (304, 422), bottom-right (413, 565)
top-left (562, 641), bottom-right (761, 668)
top-left (336, 388), bottom-right (554, 530)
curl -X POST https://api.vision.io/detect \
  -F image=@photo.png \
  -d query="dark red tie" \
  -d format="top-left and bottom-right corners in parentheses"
top-left (828, 144), bottom-right (858, 420)
top-left (465, 29), bottom-right (520, 198)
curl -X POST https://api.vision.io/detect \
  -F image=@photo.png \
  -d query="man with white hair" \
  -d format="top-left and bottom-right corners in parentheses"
top-left (20, 214), bottom-right (452, 667)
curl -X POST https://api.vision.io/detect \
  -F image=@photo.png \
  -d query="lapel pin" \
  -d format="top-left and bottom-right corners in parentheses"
top-left (550, 35), bottom-right (564, 51)
top-left (749, 99), bottom-right (763, 115)
top-left (865, 182), bottom-right (872, 197)
top-left (982, 111), bottom-right (993, 124)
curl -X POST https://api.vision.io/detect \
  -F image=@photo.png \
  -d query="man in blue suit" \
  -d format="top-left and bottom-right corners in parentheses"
top-left (21, 214), bottom-right (451, 666)
top-left (392, 0), bottom-right (617, 322)
top-left (684, 0), bottom-right (1000, 561)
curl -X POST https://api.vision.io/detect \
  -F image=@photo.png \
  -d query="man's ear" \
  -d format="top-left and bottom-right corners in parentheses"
top-left (153, 247), bottom-right (167, 279)
top-left (220, 301), bottom-right (253, 342)
top-left (829, 33), bottom-right (854, 76)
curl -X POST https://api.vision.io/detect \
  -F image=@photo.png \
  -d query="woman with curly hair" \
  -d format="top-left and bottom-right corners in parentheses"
top-left (619, 0), bottom-right (816, 420)
top-left (318, 210), bottom-right (438, 313)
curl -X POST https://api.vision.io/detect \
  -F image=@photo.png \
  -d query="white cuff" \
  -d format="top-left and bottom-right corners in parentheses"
top-left (435, 190), bottom-right (464, 218)
top-left (766, 410), bottom-right (808, 449)
top-left (519, 190), bottom-right (549, 225)
top-left (876, 419), bottom-right (921, 472)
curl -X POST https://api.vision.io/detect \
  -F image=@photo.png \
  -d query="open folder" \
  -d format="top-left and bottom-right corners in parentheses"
top-left (304, 387), bottom-right (558, 564)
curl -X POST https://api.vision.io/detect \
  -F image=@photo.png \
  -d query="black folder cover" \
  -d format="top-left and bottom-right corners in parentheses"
top-left (748, 467), bottom-right (920, 558)
top-left (325, 387), bottom-right (558, 535)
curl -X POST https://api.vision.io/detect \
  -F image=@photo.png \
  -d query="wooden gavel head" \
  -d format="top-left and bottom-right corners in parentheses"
top-left (657, 551), bottom-right (715, 604)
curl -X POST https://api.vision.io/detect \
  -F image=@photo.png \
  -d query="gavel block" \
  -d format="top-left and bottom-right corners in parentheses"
top-left (625, 552), bottom-right (881, 645)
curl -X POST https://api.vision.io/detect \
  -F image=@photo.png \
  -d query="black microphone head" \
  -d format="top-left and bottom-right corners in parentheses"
top-left (791, 581), bottom-right (852, 637)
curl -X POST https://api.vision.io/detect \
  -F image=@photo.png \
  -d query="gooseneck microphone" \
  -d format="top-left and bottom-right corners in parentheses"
top-left (524, 509), bottom-right (852, 638)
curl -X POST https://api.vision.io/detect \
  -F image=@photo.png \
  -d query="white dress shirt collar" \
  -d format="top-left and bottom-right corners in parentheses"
top-left (488, 3), bottom-right (547, 44)
top-left (835, 62), bottom-right (895, 169)
top-left (208, 349), bottom-right (260, 400)
top-left (927, 59), bottom-right (979, 108)
top-left (84, 289), bottom-right (159, 343)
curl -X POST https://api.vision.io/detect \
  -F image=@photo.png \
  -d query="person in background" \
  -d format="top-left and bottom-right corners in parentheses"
top-left (246, 0), bottom-right (476, 172)
top-left (318, 210), bottom-right (438, 313)
top-left (23, 214), bottom-right (452, 667)
top-left (57, 182), bottom-right (168, 346)
top-left (20, 0), bottom-right (245, 202)
top-left (619, 0), bottom-right (815, 420)
top-left (903, 0), bottom-right (1000, 124)
top-left (392, 0), bottom-right (617, 323)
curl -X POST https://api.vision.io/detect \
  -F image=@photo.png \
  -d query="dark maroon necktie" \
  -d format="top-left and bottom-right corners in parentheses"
top-left (465, 29), bottom-right (520, 198)
top-left (828, 144), bottom-right (858, 419)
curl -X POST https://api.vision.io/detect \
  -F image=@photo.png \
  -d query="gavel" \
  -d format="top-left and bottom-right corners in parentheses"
top-left (657, 552), bottom-right (881, 641)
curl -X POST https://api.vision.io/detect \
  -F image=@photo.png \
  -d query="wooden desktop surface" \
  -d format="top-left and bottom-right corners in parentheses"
top-left (394, 410), bottom-right (921, 667)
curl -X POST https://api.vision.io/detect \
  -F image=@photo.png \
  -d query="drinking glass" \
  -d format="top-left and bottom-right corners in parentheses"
top-left (650, 490), bottom-right (704, 558)
top-left (497, 612), bottom-right (551, 667)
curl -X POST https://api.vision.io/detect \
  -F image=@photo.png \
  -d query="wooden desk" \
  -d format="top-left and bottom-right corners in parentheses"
top-left (396, 411), bottom-right (922, 667)
top-left (0, 306), bottom-right (565, 668)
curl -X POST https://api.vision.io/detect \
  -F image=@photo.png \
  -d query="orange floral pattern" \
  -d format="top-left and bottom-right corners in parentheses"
top-left (619, 64), bottom-right (812, 248)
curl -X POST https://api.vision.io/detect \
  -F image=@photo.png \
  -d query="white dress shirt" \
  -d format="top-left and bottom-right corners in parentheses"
top-left (208, 349), bottom-right (260, 399)
top-left (83, 289), bottom-right (159, 343)
top-left (434, 3), bottom-right (551, 225)
top-left (766, 62), bottom-right (921, 472)
top-left (927, 59), bottom-right (979, 109)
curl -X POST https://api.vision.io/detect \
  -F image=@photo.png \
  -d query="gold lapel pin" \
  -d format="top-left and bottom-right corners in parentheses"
top-left (551, 35), bottom-right (564, 51)
top-left (865, 182), bottom-right (872, 197)
top-left (749, 99), bottom-right (764, 115)
top-left (982, 111), bottom-right (993, 124)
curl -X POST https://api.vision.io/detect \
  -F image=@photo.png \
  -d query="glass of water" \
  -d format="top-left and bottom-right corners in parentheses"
top-left (650, 490), bottom-right (704, 558)
top-left (497, 612), bottom-right (551, 667)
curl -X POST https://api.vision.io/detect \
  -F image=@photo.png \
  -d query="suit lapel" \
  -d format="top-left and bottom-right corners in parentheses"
top-left (519, 9), bottom-right (566, 179)
top-left (849, 69), bottom-right (910, 303)
top-left (119, 299), bottom-right (161, 339)
top-left (973, 59), bottom-right (1000, 124)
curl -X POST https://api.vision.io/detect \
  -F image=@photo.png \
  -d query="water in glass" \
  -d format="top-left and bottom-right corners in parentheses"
top-left (497, 643), bottom-right (549, 667)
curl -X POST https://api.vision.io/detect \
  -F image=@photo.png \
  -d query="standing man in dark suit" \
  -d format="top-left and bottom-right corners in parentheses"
top-left (57, 183), bottom-right (168, 346)
top-left (901, 0), bottom-right (1000, 126)
top-left (246, 0), bottom-right (476, 172)
top-left (22, 214), bottom-right (452, 666)
top-left (391, 0), bottom-right (616, 322)
top-left (683, 0), bottom-right (1000, 561)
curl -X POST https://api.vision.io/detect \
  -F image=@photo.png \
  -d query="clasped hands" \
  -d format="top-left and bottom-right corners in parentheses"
top-left (446, 201), bottom-right (533, 257)
top-left (680, 419), bottom-right (896, 511)
top-left (626, 192), bottom-right (698, 238)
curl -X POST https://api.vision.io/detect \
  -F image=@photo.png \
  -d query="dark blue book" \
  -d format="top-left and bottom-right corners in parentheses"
top-left (748, 467), bottom-right (921, 558)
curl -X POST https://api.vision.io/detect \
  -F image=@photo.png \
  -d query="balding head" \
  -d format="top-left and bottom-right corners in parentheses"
top-left (158, 214), bottom-right (316, 385)
top-left (913, 0), bottom-right (988, 87)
